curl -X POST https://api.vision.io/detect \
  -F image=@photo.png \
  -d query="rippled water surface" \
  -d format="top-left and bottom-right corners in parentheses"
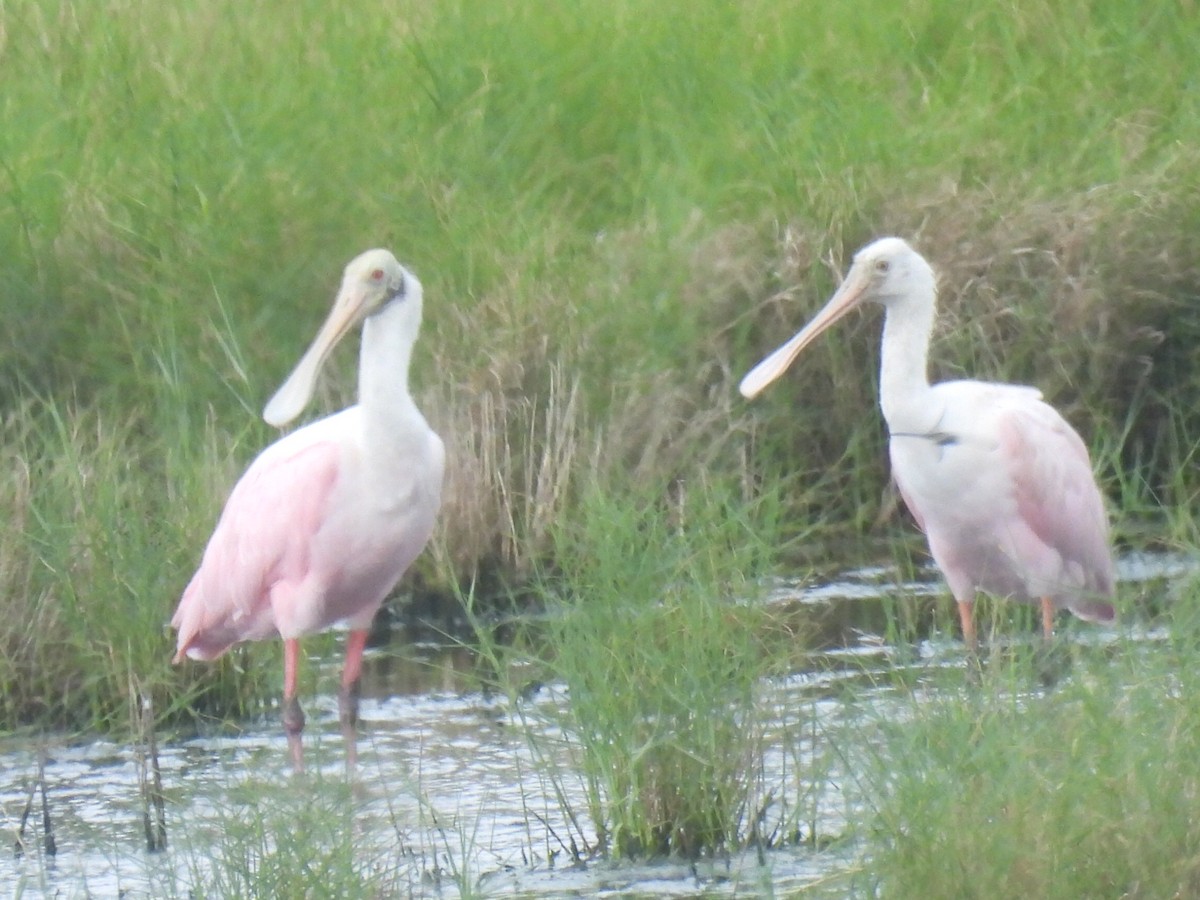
top-left (2, 552), bottom-right (1191, 897)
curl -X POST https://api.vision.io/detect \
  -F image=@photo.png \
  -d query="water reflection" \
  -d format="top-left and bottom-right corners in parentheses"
top-left (355, 640), bottom-right (482, 699)
top-left (1, 673), bottom-right (856, 897)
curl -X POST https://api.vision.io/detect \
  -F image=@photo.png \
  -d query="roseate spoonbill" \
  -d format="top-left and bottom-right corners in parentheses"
top-left (740, 237), bottom-right (1115, 652)
top-left (172, 249), bottom-right (444, 770)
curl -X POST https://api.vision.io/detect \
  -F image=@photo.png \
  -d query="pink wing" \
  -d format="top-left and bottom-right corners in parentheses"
top-left (996, 400), bottom-right (1116, 620)
top-left (171, 437), bottom-right (341, 661)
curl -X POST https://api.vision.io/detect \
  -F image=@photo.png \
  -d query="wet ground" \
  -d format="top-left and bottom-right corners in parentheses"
top-left (2, 552), bottom-right (1192, 897)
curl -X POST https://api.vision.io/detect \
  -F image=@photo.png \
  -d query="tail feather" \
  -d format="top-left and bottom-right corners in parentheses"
top-left (171, 629), bottom-right (231, 664)
top-left (1068, 598), bottom-right (1116, 624)
top-left (171, 576), bottom-right (238, 663)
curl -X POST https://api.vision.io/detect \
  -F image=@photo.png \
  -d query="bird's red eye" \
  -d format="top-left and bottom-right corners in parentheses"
top-left (371, 268), bottom-right (385, 280)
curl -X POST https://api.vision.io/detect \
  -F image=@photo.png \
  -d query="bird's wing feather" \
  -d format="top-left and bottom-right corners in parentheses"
top-left (995, 398), bottom-right (1115, 611)
top-left (172, 433), bottom-right (342, 661)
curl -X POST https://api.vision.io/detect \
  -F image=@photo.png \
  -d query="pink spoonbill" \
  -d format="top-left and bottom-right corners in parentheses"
top-left (171, 249), bottom-right (444, 770)
top-left (740, 237), bottom-right (1115, 652)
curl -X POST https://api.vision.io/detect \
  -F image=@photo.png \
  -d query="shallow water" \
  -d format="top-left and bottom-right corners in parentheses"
top-left (2, 552), bottom-right (1191, 898)
top-left (3, 670), bottom-right (862, 897)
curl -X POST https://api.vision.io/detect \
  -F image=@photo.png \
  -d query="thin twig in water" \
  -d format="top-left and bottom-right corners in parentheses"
top-left (527, 809), bottom-right (580, 864)
top-left (12, 747), bottom-right (57, 857)
top-left (14, 775), bottom-right (35, 856)
top-left (38, 745), bottom-right (56, 857)
top-left (133, 681), bottom-right (168, 852)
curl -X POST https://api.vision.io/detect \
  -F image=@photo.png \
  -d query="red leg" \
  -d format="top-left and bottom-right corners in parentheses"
top-left (957, 600), bottom-right (978, 655)
top-left (1040, 597), bottom-right (1055, 641)
top-left (339, 629), bottom-right (369, 771)
top-left (340, 629), bottom-right (369, 693)
top-left (282, 638), bottom-right (305, 773)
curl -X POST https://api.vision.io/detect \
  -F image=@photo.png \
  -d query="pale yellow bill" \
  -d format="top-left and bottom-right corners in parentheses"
top-left (738, 270), bottom-right (869, 399)
top-left (263, 284), bottom-right (369, 427)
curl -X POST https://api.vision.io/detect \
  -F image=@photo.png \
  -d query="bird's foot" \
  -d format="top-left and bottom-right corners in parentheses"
top-left (339, 681), bottom-right (361, 773)
top-left (337, 681), bottom-right (360, 730)
top-left (1034, 638), bottom-right (1071, 687)
top-left (282, 696), bottom-right (306, 774)
top-left (963, 647), bottom-right (984, 687)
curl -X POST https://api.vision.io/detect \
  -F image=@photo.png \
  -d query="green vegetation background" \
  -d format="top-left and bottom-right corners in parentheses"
top-left (3, 0), bottom-right (1199, 731)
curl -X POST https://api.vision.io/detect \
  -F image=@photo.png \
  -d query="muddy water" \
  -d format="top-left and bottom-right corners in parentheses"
top-left (1, 553), bottom-right (1191, 898)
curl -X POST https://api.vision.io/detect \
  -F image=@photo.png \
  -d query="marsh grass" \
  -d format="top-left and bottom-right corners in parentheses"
top-left (4, 0), bottom-right (1200, 744)
top-left (480, 482), bottom-right (795, 858)
top-left (155, 731), bottom-right (500, 898)
top-left (851, 599), bottom-right (1200, 898)
top-left (0, 397), bottom-right (274, 732)
top-left (7, 5), bottom-right (1200, 894)
top-left (172, 775), bottom-right (400, 898)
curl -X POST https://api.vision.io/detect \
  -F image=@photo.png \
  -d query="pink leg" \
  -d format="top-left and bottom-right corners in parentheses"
top-left (282, 638), bottom-right (305, 773)
top-left (956, 601), bottom-right (978, 655)
top-left (339, 629), bottom-right (369, 771)
top-left (1040, 597), bottom-right (1055, 641)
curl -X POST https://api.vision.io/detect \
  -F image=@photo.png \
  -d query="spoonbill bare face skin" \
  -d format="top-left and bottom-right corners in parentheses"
top-left (740, 237), bottom-right (1114, 654)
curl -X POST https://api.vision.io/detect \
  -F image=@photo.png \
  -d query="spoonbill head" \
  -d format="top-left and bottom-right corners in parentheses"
top-left (740, 238), bottom-right (934, 400)
top-left (264, 248), bottom-right (417, 427)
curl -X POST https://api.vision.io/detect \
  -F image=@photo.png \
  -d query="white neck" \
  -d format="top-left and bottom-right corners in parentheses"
top-left (358, 296), bottom-right (423, 439)
top-left (878, 290), bottom-right (937, 433)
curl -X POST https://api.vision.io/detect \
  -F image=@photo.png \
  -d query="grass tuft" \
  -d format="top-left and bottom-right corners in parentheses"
top-left (858, 604), bottom-right (1200, 897)
top-left (515, 481), bottom-right (789, 857)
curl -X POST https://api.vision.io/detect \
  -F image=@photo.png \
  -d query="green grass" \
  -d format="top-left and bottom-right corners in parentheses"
top-left (851, 597), bottom-right (1200, 898)
top-left (139, 756), bottom-right (486, 899)
top-left (498, 481), bottom-right (789, 857)
top-left (172, 778), bottom-right (420, 898)
top-left (3, 7), bottom-right (1200, 885)
top-left (0, 397), bottom-right (272, 732)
